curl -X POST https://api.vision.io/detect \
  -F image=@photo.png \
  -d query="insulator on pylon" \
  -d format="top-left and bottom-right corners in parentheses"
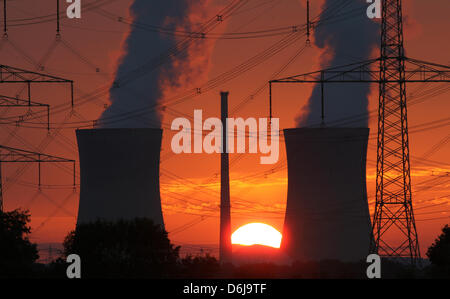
top-left (306, 0), bottom-right (311, 46)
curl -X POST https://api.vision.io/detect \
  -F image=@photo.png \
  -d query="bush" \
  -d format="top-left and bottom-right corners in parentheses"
top-left (179, 253), bottom-right (221, 278)
top-left (426, 224), bottom-right (450, 278)
top-left (0, 209), bottom-right (39, 277)
top-left (62, 218), bottom-right (180, 278)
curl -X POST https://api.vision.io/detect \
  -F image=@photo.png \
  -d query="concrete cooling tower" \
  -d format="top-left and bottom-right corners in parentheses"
top-left (76, 128), bottom-right (164, 228)
top-left (281, 128), bottom-right (372, 262)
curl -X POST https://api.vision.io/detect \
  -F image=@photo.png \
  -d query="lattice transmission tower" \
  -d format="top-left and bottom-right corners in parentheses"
top-left (269, 0), bottom-right (450, 265)
top-left (372, 0), bottom-right (419, 263)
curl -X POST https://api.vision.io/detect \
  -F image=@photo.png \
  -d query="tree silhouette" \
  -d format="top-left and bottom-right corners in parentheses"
top-left (0, 209), bottom-right (39, 277)
top-left (179, 253), bottom-right (220, 278)
top-left (426, 224), bottom-right (450, 277)
top-left (62, 218), bottom-right (180, 278)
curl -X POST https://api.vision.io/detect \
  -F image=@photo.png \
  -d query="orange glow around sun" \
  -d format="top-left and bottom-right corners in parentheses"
top-left (231, 223), bottom-right (282, 248)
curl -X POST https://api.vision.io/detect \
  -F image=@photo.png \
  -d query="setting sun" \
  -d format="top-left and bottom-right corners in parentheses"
top-left (231, 223), bottom-right (282, 248)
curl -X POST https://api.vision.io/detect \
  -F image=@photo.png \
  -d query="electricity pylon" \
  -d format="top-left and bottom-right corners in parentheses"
top-left (0, 64), bottom-right (75, 212)
top-left (0, 145), bottom-right (75, 211)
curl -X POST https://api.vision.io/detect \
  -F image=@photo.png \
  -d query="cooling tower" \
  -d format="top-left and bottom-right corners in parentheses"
top-left (76, 128), bottom-right (164, 228)
top-left (281, 128), bottom-right (371, 262)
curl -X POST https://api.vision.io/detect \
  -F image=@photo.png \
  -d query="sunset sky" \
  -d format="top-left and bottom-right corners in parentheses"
top-left (0, 0), bottom-right (448, 258)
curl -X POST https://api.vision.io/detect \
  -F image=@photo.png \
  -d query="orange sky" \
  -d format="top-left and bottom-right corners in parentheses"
top-left (0, 0), bottom-right (448, 258)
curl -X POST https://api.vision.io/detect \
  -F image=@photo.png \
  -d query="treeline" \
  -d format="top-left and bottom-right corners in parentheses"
top-left (1, 209), bottom-right (449, 279)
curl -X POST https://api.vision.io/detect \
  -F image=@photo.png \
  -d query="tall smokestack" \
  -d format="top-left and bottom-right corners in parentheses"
top-left (220, 91), bottom-right (232, 264)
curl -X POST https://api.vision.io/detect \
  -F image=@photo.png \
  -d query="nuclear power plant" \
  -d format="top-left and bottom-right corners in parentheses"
top-left (76, 128), bottom-right (164, 228)
top-left (281, 128), bottom-right (372, 262)
top-left (74, 108), bottom-right (373, 264)
top-left (3, 0), bottom-right (449, 280)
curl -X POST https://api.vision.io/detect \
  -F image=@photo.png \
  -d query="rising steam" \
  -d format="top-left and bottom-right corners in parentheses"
top-left (99, 0), bottom-right (193, 128)
top-left (297, 0), bottom-right (379, 127)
